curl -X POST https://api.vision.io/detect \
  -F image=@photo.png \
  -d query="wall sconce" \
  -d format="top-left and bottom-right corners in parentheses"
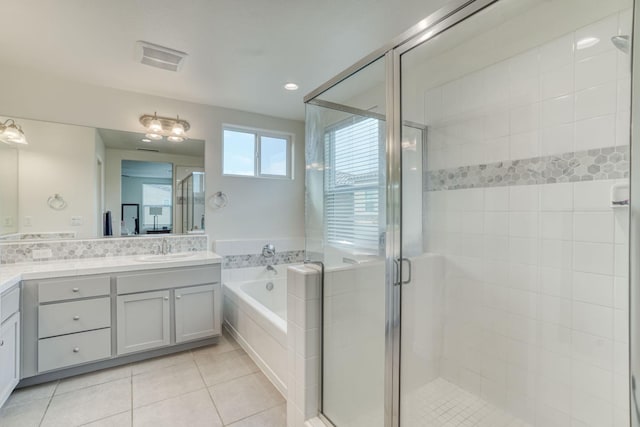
top-left (0, 119), bottom-right (28, 145)
top-left (139, 113), bottom-right (190, 143)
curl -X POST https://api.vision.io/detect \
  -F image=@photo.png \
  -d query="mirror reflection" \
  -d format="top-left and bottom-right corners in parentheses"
top-left (0, 116), bottom-right (205, 241)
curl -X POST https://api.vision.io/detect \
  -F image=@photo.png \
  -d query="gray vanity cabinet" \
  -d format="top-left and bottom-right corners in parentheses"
top-left (0, 285), bottom-right (20, 407)
top-left (175, 284), bottom-right (218, 343)
top-left (116, 290), bottom-right (171, 354)
top-left (20, 263), bottom-right (221, 383)
top-left (115, 265), bottom-right (221, 355)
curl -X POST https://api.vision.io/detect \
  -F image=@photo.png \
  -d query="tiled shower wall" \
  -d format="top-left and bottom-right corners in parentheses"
top-left (422, 11), bottom-right (631, 427)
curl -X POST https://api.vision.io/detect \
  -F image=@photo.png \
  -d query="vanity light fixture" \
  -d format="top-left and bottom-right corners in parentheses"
top-left (139, 113), bottom-right (190, 142)
top-left (141, 138), bottom-right (152, 143)
top-left (0, 119), bottom-right (28, 145)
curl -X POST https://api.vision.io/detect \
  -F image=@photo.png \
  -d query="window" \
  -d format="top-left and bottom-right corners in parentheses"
top-left (223, 126), bottom-right (292, 178)
top-left (142, 183), bottom-right (172, 227)
top-left (324, 117), bottom-right (383, 253)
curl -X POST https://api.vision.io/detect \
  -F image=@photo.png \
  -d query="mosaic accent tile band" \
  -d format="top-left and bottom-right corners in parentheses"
top-left (0, 232), bottom-right (77, 241)
top-left (223, 250), bottom-right (305, 269)
top-left (425, 145), bottom-right (629, 191)
top-left (0, 235), bottom-right (208, 264)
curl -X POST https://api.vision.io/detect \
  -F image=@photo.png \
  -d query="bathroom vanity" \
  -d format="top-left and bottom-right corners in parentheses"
top-left (0, 251), bottom-right (222, 405)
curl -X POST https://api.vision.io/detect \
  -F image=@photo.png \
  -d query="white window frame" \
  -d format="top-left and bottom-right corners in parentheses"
top-left (323, 116), bottom-right (384, 254)
top-left (222, 125), bottom-right (293, 179)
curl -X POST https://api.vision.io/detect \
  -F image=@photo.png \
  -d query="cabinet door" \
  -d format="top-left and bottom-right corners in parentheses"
top-left (117, 290), bottom-right (170, 355)
top-left (175, 284), bottom-right (219, 343)
top-left (0, 312), bottom-right (20, 407)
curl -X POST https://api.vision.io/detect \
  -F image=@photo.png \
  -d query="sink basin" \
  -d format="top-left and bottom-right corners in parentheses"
top-left (136, 253), bottom-right (197, 262)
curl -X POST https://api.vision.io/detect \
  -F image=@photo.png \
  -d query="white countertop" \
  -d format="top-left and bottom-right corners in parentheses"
top-left (0, 251), bottom-right (222, 294)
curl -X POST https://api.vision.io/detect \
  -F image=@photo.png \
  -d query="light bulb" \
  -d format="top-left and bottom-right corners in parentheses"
top-left (9, 132), bottom-right (27, 144)
top-left (167, 135), bottom-right (184, 143)
top-left (145, 133), bottom-right (163, 141)
top-left (171, 121), bottom-right (185, 136)
top-left (148, 116), bottom-right (162, 133)
top-left (2, 125), bottom-right (21, 141)
top-left (284, 83), bottom-right (299, 91)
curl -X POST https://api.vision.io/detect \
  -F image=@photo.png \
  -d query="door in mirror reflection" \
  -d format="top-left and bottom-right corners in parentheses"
top-left (121, 160), bottom-right (173, 235)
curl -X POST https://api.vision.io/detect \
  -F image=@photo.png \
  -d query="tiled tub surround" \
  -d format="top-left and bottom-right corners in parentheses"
top-left (214, 238), bottom-right (305, 269)
top-left (413, 10), bottom-right (632, 427)
top-left (223, 264), bottom-right (289, 396)
top-left (0, 234), bottom-right (208, 264)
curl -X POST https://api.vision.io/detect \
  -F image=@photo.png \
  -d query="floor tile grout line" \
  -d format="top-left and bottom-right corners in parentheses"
top-left (132, 384), bottom-right (209, 411)
top-left (224, 402), bottom-right (286, 427)
top-left (193, 351), bottom-right (226, 426)
top-left (53, 370), bottom-right (132, 397)
top-left (76, 410), bottom-right (130, 427)
top-left (38, 380), bottom-right (59, 427)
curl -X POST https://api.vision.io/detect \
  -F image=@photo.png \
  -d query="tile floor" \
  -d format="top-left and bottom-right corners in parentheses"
top-left (0, 330), bottom-right (286, 427)
top-left (402, 378), bottom-right (531, 427)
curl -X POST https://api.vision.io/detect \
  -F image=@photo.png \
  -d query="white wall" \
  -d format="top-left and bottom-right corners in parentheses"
top-left (0, 63), bottom-right (305, 244)
top-left (0, 144), bottom-right (18, 235)
top-left (12, 117), bottom-right (98, 238)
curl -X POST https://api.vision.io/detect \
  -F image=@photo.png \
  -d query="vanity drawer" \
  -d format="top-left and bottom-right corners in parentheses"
top-left (39, 276), bottom-right (110, 303)
top-left (1, 286), bottom-right (20, 323)
top-left (38, 297), bottom-right (111, 339)
top-left (38, 328), bottom-right (111, 372)
top-left (117, 265), bottom-right (220, 295)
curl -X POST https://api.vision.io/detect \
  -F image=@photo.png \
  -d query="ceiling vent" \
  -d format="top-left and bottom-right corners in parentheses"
top-left (136, 147), bottom-right (160, 153)
top-left (136, 41), bottom-right (187, 72)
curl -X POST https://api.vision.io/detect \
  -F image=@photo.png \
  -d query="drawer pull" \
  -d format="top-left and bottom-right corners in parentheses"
top-left (164, 296), bottom-right (169, 301)
top-left (72, 287), bottom-right (80, 293)
top-left (176, 295), bottom-right (182, 299)
top-left (0, 340), bottom-right (4, 346)
top-left (73, 316), bottom-right (80, 321)
top-left (73, 347), bottom-right (80, 353)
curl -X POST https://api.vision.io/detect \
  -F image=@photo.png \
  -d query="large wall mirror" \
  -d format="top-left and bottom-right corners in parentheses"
top-left (0, 115), bottom-right (205, 241)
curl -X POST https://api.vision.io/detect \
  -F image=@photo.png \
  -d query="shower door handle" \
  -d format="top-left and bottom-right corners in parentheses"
top-left (394, 258), bottom-right (412, 285)
top-left (401, 258), bottom-right (412, 285)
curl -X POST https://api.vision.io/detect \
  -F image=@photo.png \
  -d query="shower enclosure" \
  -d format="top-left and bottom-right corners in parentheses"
top-left (305, 0), bottom-right (634, 425)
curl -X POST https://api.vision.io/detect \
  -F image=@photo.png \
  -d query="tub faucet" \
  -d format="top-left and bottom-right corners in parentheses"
top-left (266, 265), bottom-right (278, 275)
top-left (262, 244), bottom-right (276, 258)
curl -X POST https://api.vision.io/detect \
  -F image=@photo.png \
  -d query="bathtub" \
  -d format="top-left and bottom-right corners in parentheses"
top-left (223, 266), bottom-right (288, 396)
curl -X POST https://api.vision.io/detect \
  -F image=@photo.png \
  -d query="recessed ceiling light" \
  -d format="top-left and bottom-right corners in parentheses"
top-left (141, 138), bottom-right (151, 143)
top-left (145, 133), bottom-right (163, 141)
top-left (284, 83), bottom-right (299, 91)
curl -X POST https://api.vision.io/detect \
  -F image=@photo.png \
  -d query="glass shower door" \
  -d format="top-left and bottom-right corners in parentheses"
top-left (399, 0), bottom-right (632, 426)
top-left (305, 57), bottom-right (390, 426)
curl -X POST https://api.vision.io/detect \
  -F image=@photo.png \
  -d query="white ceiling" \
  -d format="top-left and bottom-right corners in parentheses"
top-left (121, 160), bottom-right (173, 179)
top-left (0, 0), bottom-right (449, 121)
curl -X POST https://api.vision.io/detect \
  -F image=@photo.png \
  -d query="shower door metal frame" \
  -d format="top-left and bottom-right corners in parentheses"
top-left (304, 1), bottom-right (500, 426)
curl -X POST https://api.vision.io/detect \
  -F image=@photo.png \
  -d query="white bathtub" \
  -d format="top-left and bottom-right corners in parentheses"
top-left (223, 266), bottom-right (288, 396)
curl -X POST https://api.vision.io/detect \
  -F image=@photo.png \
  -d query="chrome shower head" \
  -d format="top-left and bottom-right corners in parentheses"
top-left (611, 35), bottom-right (630, 54)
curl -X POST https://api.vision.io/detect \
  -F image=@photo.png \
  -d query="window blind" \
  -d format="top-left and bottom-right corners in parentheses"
top-left (324, 117), bottom-right (382, 252)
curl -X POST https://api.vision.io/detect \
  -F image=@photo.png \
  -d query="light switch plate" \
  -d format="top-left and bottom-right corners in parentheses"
top-left (24, 216), bottom-right (32, 227)
top-left (3, 217), bottom-right (12, 227)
